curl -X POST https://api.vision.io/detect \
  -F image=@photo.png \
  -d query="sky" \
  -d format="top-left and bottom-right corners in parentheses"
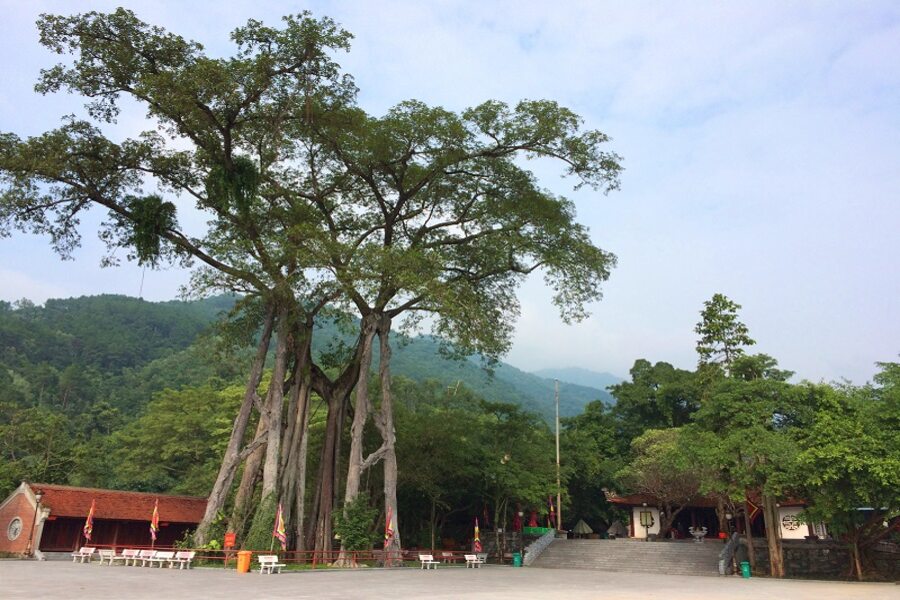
top-left (0, 1), bottom-right (898, 385)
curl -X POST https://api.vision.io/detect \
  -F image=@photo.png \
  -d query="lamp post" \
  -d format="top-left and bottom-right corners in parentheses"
top-left (25, 489), bottom-right (44, 557)
top-left (554, 380), bottom-right (562, 532)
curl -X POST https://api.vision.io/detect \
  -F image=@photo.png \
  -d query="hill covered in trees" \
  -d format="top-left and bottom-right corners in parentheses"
top-left (0, 294), bottom-right (611, 420)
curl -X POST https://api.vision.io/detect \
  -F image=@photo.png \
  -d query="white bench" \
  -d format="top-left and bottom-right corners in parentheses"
top-left (172, 550), bottom-right (196, 569)
top-left (111, 549), bottom-right (139, 566)
top-left (465, 554), bottom-right (486, 568)
top-left (147, 550), bottom-right (176, 568)
top-left (418, 554), bottom-right (439, 569)
top-left (97, 549), bottom-right (116, 565)
top-left (258, 554), bottom-right (285, 574)
top-left (137, 549), bottom-right (157, 566)
top-left (71, 547), bottom-right (96, 563)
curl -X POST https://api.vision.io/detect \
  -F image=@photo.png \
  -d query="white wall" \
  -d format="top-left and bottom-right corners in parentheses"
top-left (631, 507), bottom-right (660, 539)
top-left (777, 507), bottom-right (826, 539)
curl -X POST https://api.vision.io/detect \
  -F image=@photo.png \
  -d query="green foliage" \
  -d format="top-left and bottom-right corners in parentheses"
top-left (685, 365), bottom-right (805, 501)
top-left (334, 493), bottom-right (379, 552)
top-left (117, 195), bottom-right (179, 266)
top-left (616, 428), bottom-right (699, 506)
top-left (204, 156), bottom-right (260, 214)
top-left (561, 400), bottom-right (623, 527)
top-left (794, 370), bottom-right (900, 553)
top-left (609, 359), bottom-right (699, 446)
top-left (104, 384), bottom-right (245, 494)
top-left (695, 293), bottom-right (756, 370)
top-left (243, 493), bottom-right (277, 550)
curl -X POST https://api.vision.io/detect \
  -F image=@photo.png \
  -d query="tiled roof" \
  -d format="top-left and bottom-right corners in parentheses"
top-left (603, 488), bottom-right (806, 508)
top-left (603, 489), bottom-right (719, 508)
top-left (28, 483), bottom-right (206, 523)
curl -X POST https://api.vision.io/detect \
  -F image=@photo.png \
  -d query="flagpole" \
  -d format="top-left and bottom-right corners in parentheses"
top-left (555, 379), bottom-right (562, 532)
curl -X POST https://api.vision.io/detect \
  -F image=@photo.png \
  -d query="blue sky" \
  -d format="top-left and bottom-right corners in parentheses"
top-left (1, 1), bottom-right (898, 385)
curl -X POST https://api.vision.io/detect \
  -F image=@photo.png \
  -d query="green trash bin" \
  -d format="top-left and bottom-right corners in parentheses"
top-left (512, 552), bottom-right (522, 567)
top-left (740, 561), bottom-right (751, 578)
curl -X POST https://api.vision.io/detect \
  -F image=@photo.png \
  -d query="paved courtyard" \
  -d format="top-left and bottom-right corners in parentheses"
top-left (1, 561), bottom-right (897, 600)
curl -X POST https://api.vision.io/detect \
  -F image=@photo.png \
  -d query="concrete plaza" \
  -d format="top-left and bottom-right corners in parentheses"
top-left (1, 560), bottom-right (897, 600)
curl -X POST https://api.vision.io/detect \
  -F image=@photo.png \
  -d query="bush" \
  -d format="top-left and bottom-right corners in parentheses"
top-left (333, 493), bottom-right (378, 552)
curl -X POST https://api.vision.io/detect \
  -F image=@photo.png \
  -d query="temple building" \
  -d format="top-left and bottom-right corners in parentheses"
top-left (603, 490), bottom-right (827, 541)
top-left (0, 482), bottom-right (206, 556)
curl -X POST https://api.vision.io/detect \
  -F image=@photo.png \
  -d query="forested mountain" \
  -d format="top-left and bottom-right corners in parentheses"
top-left (533, 367), bottom-right (622, 392)
top-left (0, 295), bottom-right (610, 420)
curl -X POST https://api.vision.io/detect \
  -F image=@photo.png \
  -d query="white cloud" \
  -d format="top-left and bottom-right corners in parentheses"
top-left (0, 0), bottom-right (898, 385)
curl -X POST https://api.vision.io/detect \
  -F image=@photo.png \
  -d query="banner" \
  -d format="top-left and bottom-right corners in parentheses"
top-left (83, 499), bottom-right (96, 542)
top-left (150, 499), bottom-right (159, 543)
top-left (384, 505), bottom-right (394, 549)
top-left (273, 503), bottom-right (287, 550)
top-left (473, 517), bottom-right (482, 553)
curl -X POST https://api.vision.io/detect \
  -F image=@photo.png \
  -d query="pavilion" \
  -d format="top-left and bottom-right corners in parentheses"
top-left (0, 482), bottom-right (206, 556)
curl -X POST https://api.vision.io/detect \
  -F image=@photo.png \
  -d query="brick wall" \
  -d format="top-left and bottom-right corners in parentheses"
top-left (0, 487), bottom-right (36, 554)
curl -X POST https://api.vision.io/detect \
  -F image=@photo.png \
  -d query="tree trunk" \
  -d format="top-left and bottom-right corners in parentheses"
top-left (260, 306), bottom-right (292, 501)
top-left (656, 503), bottom-right (686, 541)
top-left (229, 416), bottom-right (267, 539)
top-left (280, 326), bottom-right (312, 547)
top-left (342, 315), bottom-right (377, 507)
top-left (310, 392), bottom-right (341, 552)
top-left (430, 499), bottom-right (436, 552)
top-left (743, 506), bottom-right (756, 570)
top-left (195, 306), bottom-right (274, 545)
top-left (293, 385), bottom-right (313, 551)
top-left (335, 316), bottom-right (378, 567)
top-left (761, 494), bottom-right (784, 577)
top-left (376, 316), bottom-right (402, 560)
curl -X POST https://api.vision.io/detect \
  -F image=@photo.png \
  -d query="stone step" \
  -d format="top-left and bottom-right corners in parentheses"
top-left (531, 539), bottom-right (721, 577)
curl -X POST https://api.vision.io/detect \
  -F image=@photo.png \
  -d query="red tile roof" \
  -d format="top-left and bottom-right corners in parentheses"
top-left (28, 483), bottom-right (206, 523)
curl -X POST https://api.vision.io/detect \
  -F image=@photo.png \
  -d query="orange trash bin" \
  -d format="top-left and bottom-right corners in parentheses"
top-left (236, 550), bottom-right (252, 573)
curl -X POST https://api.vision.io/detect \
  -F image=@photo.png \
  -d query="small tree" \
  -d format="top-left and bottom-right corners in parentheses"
top-left (695, 294), bottom-right (756, 372)
top-left (333, 493), bottom-right (378, 564)
top-left (616, 428), bottom-right (700, 540)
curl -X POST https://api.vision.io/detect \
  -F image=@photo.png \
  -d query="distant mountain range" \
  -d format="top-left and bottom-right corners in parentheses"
top-left (531, 367), bottom-right (623, 392)
top-left (1, 294), bottom-right (618, 421)
top-left (387, 337), bottom-right (616, 420)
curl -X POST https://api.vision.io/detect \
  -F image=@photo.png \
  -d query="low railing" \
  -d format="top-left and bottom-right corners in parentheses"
top-left (523, 529), bottom-right (557, 566)
top-left (718, 533), bottom-right (740, 575)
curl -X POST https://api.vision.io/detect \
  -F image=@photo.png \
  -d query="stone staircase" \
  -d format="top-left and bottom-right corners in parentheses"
top-left (531, 539), bottom-right (722, 577)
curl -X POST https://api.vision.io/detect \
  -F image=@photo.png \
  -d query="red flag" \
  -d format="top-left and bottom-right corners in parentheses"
top-left (384, 506), bottom-right (394, 549)
top-left (83, 499), bottom-right (96, 542)
top-left (473, 518), bottom-right (482, 553)
top-left (746, 499), bottom-right (761, 523)
top-left (548, 496), bottom-right (556, 528)
top-left (273, 503), bottom-right (287, 550)
top-left (150, 499), bottom-right (160, 543)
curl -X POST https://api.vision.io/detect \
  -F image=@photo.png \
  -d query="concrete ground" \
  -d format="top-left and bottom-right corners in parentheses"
top-left (1, 561), bottom-right (897, 600)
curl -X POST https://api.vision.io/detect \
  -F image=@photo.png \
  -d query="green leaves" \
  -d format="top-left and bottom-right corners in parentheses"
top-left (695, 293), bottom-right (756, 370)
top-left (333, 493), bottom-right (379, 552)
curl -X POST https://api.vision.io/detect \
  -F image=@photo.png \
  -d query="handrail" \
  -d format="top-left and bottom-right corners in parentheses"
top-left (718, 532), bottom-right (740, 575)
top-left (523, 529), bottom-right (557, 566)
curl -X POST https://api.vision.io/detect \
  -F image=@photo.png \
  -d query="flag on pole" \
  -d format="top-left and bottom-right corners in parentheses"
top-left (384, 505), bottom-right (394, 549)
top-left (746, 498), bottom-right (761, 523)
top-left (473, 518), bottom-right (482, 553)
top-left (273, 503), bottom-right (287, 550)
top-left (548, 495), bottom-right (556, 529)
top-left (150, 499), bottom-right (160, 543)
top-left (83, 499), bottom-right (96, 542)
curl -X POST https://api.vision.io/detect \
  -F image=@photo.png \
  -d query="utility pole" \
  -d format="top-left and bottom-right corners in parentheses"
top-left (555, 379), bottom-right (562, 532)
